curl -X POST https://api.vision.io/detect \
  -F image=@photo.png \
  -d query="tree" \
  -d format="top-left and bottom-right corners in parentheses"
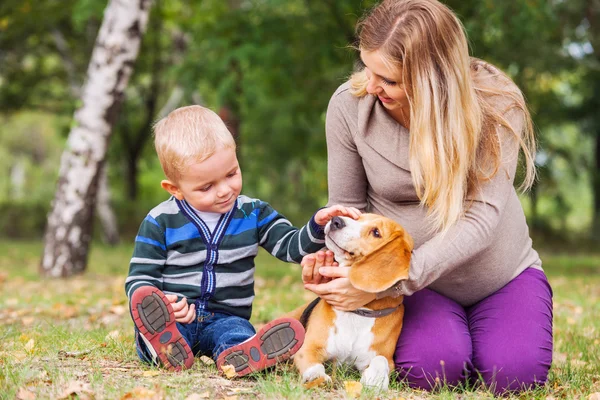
top-left (40, 0), bottom-right (152, 277)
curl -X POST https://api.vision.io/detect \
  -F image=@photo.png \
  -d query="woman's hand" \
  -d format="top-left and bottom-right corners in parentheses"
top-left (303, 266), bottom-right (376, 311)
top-left (301, 250), bottom-right (337, 285)
top-left (165, 295), bottom-right (196, 324)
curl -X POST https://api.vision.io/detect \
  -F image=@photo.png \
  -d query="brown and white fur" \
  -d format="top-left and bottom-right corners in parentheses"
top-left (287, 214), bottom-right (413, 391)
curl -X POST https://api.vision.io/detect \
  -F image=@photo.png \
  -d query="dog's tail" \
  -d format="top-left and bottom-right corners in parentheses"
top-left (282, 298), bottom-right (321, 328)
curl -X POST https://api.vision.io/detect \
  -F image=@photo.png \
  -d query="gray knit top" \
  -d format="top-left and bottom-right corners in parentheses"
top-left (325, 65), bottom-right (542, 306)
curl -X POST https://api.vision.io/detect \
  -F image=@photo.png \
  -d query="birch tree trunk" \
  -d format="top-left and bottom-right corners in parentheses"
top-left (41, 0), bottom-right (151, 277)
top-left (96, 165), bottom-right (120, 245)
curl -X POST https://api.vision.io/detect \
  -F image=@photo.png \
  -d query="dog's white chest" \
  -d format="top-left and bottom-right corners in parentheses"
top-left (326, 309), bottom-right (377, 370)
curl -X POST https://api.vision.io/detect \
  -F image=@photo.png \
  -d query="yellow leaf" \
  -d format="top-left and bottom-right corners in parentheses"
top-left (220, 364), bottom-right (237, 379)
top-left (344, 380), bottom-right (363, 398)
top-left (120, 386), bottom-right (161, 400)
top-left (303, 376), bottom-right (326, 389)
top-left (142, 370), bottom-right (161, 377)
top-left (106, 330), bottom-right (120, 341)
top-left (24, 339), bottom-right (35, 354)
top-left (199, 355), bottom-right (214, 365)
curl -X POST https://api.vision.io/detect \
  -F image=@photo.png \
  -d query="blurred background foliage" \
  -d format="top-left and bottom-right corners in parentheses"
top-left (0, 0), bottom-right (598, 249)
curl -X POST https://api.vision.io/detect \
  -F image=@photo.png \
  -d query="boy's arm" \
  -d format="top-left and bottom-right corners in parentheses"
top-left (125, 215), bottom-right (167, 299)
top-left (258, 203), bottom-right (360, 263)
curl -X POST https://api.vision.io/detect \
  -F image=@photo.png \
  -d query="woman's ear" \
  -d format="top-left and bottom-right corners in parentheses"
top-left (161, 180), bottom-right (184, 200)
top-left (348, 234), bottom-right (412, 293)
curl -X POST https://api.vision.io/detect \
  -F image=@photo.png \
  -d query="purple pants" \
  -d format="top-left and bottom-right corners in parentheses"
top-left (394, 268), bottom-right (553, 394)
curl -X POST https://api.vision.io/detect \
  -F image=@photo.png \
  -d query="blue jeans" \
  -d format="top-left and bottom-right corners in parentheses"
top-left (136, 308), bottom-right (256, 363)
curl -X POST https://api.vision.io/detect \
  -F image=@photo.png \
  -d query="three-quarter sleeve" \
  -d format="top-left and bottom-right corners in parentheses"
top-left (325, 89), bottom-right (369, 211)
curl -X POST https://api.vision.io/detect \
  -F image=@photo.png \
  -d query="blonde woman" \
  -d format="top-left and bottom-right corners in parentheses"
top-left (301, 0), bottom-right (552, 394)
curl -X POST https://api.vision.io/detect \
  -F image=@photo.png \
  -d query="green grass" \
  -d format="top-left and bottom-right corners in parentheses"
top-left (0, 240), bottom-right (599, 399)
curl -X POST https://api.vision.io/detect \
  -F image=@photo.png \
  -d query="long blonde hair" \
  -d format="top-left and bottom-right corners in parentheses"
top-left (350, 0), bottom-right (536, 233)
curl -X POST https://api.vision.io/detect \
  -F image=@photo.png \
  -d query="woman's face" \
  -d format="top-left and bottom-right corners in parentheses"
top-left (361, 50), bottom-right (409, 116)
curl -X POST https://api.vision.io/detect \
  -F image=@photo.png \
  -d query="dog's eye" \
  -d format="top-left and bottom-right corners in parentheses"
top-left (371, 228), bottom-right (381, 238)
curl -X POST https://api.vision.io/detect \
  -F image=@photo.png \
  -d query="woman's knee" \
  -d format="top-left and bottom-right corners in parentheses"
top-left (394, 289), bottom-right (473, 389)
top-left (395, 346), bottom-right (472, 389)
top-left (474, 348), bottom-right (551, 394)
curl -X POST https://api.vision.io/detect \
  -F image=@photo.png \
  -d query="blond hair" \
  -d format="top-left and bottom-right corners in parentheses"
top-left (153, 105), bottom-right (236, 182)
top-left (350, 0), bottom-right (536, 233)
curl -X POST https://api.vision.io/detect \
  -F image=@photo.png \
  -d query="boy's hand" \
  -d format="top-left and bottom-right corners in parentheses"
top-left (165, 295), bottom-right (196, 324)
top-left (314, 205), bottom-right (361, 226)
top-left (301, 250), bottom-right (338, 285)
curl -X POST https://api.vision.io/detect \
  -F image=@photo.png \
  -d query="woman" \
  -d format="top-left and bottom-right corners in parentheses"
top-left (301, 0), bottom-right (552, 394)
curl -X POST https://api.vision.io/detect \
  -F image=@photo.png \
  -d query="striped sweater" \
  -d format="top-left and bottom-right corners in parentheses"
top-left (125, 195), bottom-right (325, 319)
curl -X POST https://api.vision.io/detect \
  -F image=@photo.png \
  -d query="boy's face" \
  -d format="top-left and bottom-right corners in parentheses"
top-left (162, 146), bottom-right (242, 213)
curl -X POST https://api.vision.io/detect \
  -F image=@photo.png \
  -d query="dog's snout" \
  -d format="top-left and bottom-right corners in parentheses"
top-left (330, 216), bottom-right (346, 231)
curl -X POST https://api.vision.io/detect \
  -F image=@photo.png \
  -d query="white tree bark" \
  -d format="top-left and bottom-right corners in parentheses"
top-left (96, 164), bottom-right (120, 245)
top-left (41, 0), bottom-right (151, 277)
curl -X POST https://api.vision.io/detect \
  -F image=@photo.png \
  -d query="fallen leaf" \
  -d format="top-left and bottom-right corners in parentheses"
top-left (220, 364), bottom-right (237, 379)
top-left (21, 317), bottom-right (35, 326)
top-left (57, 380), bottom-right (94, 400)
top-left (24, 339), bottom-right (35, 354)
top-left (589, 393), bottom-right (600, 400)
top-left (344, 380), bottom-right (363, 398)
top-left (16, 387), bottom-right (36, 400)
top-left (120, 386), bottom-right (163, 400)
top-left (142, 370), bottom-right (161, 377)
top-left (303, 376), bottom-right (326, 389)
top-left (199, 355), bottom-right (215, 365)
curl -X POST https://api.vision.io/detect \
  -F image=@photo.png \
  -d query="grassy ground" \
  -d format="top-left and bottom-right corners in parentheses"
top-left (0, 240), bottom-right (599, 399)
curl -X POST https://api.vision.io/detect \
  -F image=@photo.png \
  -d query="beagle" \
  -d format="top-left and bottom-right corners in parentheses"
top-left (288, 213), bottom-right (413, 391)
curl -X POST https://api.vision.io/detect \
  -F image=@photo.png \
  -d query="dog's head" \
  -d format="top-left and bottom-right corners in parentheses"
top-left (325, 213), bottom-right (413, 293)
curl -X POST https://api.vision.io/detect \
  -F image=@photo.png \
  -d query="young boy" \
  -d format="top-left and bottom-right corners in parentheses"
top-left (125, 105), bottom-right (359, 375)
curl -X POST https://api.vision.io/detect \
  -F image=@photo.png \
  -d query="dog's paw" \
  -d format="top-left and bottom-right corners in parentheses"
top-left (360, 356), bottom-right (389, 391)
top-left (302, 364), bottom-right (331, 387)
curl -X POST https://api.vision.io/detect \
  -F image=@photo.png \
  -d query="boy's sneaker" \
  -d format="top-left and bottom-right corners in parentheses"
top-left (130, 286), bottom-right (194, 371)
top-left (216, 317), bottom-right (305, 377)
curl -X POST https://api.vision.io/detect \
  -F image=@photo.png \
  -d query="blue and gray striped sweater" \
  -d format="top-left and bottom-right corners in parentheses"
top-left (125, 195), bottom-right (325, 319)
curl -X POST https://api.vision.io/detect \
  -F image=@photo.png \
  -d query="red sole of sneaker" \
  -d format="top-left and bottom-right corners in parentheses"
top-left (130, 286), bottom-right (194, 371)
top-left (216, 317), bottom-right (305, 377)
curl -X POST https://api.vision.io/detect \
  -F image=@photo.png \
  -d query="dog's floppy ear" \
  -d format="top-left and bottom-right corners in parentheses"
top-left (348, 233), bottom-right (412, 293)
